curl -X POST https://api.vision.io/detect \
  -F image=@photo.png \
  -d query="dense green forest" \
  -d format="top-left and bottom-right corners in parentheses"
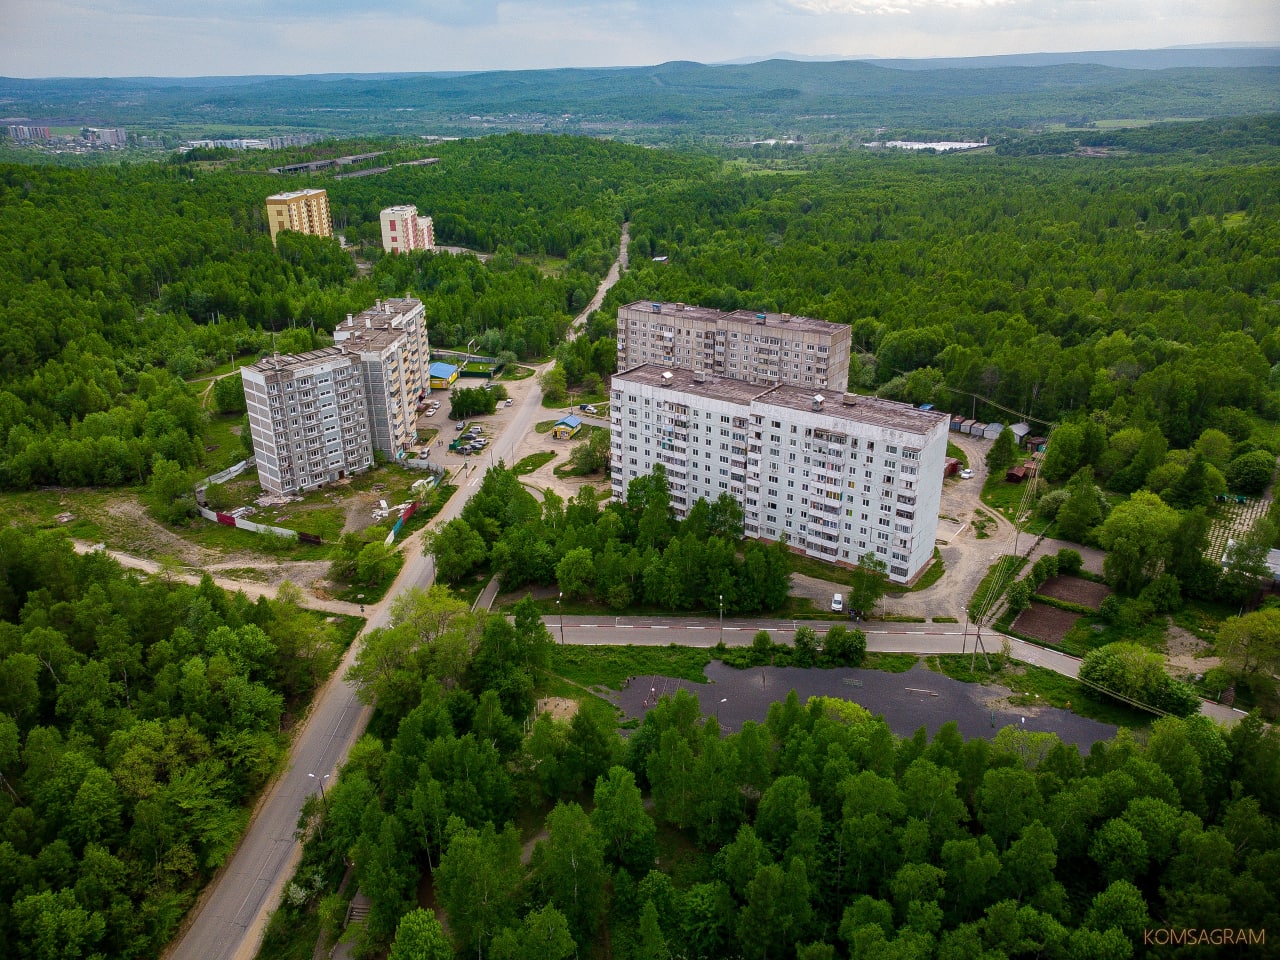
top-left (0, 528), bottom-right (355, 958)
top-left (290, 575), bottom-right (1280, 959)
top-left (0, 135), bottom-right (702, 490)
top-left (425, 465), bottom-right (795, 615)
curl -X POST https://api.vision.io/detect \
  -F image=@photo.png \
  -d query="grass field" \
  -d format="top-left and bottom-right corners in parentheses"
top-left (548, 644), bottom-right (713, 690)
top-left (513, 451), bottom-right (556, 475)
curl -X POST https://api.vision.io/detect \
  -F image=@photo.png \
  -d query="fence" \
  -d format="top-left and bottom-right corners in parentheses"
top-left (194, 457), bottom-right (306, 542)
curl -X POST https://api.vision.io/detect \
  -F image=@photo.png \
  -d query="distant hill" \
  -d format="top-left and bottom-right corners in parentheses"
top-left (3, 49), bottom-right (1278, 143)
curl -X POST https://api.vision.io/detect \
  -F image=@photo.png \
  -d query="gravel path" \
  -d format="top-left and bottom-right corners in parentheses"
top-left (607, 660), bottom-right (1117, 750)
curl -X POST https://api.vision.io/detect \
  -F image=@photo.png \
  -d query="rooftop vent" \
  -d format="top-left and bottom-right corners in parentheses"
top-left (676, 302), bottom-right (686, 311)
top-left (651, 302), bottom-right (661, 313)
top-left (662, 371), bottom-right (674, 381)
top-left (781, 313), bottom-right (792, 321)
top-left (812, 393), bottom-right (825, 410)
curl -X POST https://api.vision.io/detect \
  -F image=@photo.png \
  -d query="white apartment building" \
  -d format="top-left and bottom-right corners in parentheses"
top-left (244, 299), bottom-right (430, 494)
top-left (617, 301), bottom-right (852, 392)
top-left (611, 365), bottom-right (950, 584)
top-left (242, 349), bottom-right (373, 496)
top-left (333, 298), bottom-right (430, 458)
top-left (379, 205), bottom-right (435, 254)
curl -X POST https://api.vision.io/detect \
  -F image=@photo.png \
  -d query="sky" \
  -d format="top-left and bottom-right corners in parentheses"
top-left (4, 0), bottom-right (1278, 77)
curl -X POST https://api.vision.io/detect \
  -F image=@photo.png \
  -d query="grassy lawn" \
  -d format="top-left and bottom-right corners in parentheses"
top-left (182, 518), bottom-right (333, 560)
top-left (202, 414), bottom-right (250, 472)
top-left (969, 555), bottom-right (1027, 620)
top-left (924, 654), bottom-right (1154, 728)
top-left (947, 442), bottom-right (968, 467)
top-left (980, 476), bottom-right (1051, 534)
top-left (513, 452), bottom-right (557, 475)
top-left (417, 427), bottom-right (439, 445)
top-left (500, 364), bottom-right (537, 381)
top-left (0, 488), bottom-right (114, 544)
top-left (548, 644), bottom-right (713, 690)
top-left (535, 419), bottom-right (557, 434)
top-left (863, 652), bottom-right (919, 673)
top-left (788, 551), bottom-right (848, 584)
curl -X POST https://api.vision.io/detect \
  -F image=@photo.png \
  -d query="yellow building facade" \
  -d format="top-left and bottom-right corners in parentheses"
top-left (266, 188), bottom-right (333, 244)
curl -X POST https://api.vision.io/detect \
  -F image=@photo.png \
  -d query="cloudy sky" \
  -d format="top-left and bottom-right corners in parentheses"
top-left (5, 0), bottom-right (1277, 77)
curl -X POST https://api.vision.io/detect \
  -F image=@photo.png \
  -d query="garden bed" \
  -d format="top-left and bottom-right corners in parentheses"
top-left (1036, 575), bottom-right (1110, 610)
top-left (1010, 601), bottom-right (1081, 646)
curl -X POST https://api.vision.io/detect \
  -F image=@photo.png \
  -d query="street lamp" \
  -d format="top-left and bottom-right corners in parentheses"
top-left (307, 772), bottom-right (330, 840)
top-left (719, 594), bottom-right (724, 644)
top-left (557, 592), bottom-right (565, 645)
top-left (307, 772), bottom-right (330, 810)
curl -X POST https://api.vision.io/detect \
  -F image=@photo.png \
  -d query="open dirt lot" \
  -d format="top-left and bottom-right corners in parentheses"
top-left (1036, 575), bottom-right (1111, 610)
top-left (1010, 602), bottom-right (1080, 645)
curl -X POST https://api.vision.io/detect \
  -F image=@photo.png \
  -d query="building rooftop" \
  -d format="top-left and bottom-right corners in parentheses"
top-left (266, 188), bottom-right (328, 201)
top-left (614, 364), bottom-right (948, 435)
top-left (556, 415), bottom-right (583, 429)
top-left (335, 298), bottom-right (424, 336)
top-left (621, 300), bottom-right (843, 335)
top-left (614, 364), bottom-right (770, 404)
top-left (245, 347), bottom-right (348, 376)
top-left (429, 362), bottom-right (459, 377)
top-left (342, 328), bottom-right (402, 353)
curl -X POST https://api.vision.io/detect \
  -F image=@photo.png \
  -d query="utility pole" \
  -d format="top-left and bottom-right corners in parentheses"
top-left (557, 592), bottom-right (565, 645)
top-left (719, 594), bottom-right (724, 644)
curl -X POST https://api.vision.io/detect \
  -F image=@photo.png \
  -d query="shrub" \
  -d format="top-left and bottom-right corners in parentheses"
top-left (1225, 450), bottom-right (1275, 495)
top-left (1055, 548), bottom-right (1083, 576)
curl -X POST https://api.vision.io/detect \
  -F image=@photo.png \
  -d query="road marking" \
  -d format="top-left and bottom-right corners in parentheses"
top-left (688, 625), bottom-right (705, 630)
top-left (651, 625), bottom-right (669, 630)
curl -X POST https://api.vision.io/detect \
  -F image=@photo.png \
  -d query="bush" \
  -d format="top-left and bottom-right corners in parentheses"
top-left (1079, 641), bottom-right (1199, 717)
top-left (1037, 489), bottom-right (1070, 519)
top-left (1055, 548), bottom-right (1083, 576)
top-left (1225, 450), bottom-right (1276, 495)
top-left (823, 625), bottom-right (866, 667)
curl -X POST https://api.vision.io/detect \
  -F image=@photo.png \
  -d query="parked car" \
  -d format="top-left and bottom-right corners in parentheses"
top-left (960, 468), bottom-right (974, 479)
top-left (455, 421), bottom-right (467, 431)
top-left (473, 438), bottom-right (490, 449)
top-left (831, 593), bottom-right (844, 613)
top-left (504, 398), bottom-right (514, 407)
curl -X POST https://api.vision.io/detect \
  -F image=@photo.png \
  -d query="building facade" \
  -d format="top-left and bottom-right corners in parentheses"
top-left (244, 298), bottom-right (430, 494)
top-left (242, 349), bottom-right (373, 496)
top-left (266, 189), bottom-right (333, 244)
top-left (610, 365), bottom-right (949, 584)
top-left (379, 205), bottom-right (436, 254)
top-left (617, 301), bottom-right (852, 393)
top-left (333, 298), bottom-right (430, 459)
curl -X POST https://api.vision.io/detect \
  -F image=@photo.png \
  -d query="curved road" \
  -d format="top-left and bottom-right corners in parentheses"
top-left (165, 225), bottom-right (627, 960)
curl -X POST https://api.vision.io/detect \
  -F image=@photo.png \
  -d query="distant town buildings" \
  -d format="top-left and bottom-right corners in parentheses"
top-left (82, 127), bottom-right (127, 146)
top-left (617, 301), bottom-right (851, 392)
top-left (265, 189), bottom-right (333, 245)
top-left (380, 205), bottom-right (436, 254)
top-left (185, 135), bottom-right (321, 151)
top-left (6, 125), bottom-right (51, 142)
top-left (610, 365), bottom-right (949, 584)
top-left (242, 298), bottom-right (430, 495)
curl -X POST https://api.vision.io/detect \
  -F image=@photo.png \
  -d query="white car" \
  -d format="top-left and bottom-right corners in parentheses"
top-left (831, 593), bottom-right (844, 613)
top-left (960, 468), bottom-right (973, 479)
top-left (505, 398), bottom-right (514, 407)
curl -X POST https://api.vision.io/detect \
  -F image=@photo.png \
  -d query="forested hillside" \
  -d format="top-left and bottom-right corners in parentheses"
top-left (0, 529), bottom-right (356, 958)
top-left (3, 56), bottom-right (1278, 143)
top-left (0, 135), bottom-right (704, 490)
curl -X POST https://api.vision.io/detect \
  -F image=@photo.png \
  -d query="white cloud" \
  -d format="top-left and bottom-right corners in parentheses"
top-left (781, 0), bottom-right (1018, 14)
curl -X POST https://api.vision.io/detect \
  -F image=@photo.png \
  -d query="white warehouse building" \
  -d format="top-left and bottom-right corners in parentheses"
top-left (610, 365), bottom-right (950, 584)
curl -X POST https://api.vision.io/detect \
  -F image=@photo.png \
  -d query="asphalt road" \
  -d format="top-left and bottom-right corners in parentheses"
top-left (166, 228), bottom-right (619, 960)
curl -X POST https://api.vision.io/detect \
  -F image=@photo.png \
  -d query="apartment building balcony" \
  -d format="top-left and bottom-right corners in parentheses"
top-left (896, 509), bottom-right (915, 520)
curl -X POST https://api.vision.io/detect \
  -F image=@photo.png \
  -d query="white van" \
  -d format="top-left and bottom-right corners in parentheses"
top-left (831, 593), bottom-right (844, 613)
